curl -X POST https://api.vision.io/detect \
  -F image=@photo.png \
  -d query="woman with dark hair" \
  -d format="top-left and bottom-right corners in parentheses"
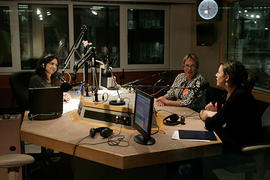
top-left (29, 54), bottom-right (61, 88)
top-left (200, 61), bottom-right (263, 152)
top-left (156, 53), bottom-right (207, 112)
top-left (29, 54), bottom-right (71, 102)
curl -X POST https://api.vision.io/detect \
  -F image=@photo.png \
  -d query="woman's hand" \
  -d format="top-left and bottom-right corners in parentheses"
top-left (205, 102), bottom-right (218, 112)
top-left (156, 96), bottom-right (167, 106)
top-left (63, 92), bottom-right (71, 102)
top-left (199, 110), bottom-right (217, 121)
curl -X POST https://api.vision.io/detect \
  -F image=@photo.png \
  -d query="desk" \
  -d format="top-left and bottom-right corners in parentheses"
top-left (20, 95), bottom-right (222, 170)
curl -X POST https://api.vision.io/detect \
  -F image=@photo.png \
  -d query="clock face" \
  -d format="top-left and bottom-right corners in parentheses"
top-left (198, 0), bottom-right (218, 20)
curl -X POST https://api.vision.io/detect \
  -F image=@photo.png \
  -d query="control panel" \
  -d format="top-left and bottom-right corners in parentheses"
top-left (78, 104), bottom-right (134, 129)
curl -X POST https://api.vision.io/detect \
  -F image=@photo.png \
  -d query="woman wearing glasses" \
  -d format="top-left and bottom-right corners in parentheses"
top-left (156, 53), bottom-right (207, 112)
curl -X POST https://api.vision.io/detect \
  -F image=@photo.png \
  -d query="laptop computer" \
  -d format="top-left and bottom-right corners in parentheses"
top-left (28, 87), bottom-right (63, 120)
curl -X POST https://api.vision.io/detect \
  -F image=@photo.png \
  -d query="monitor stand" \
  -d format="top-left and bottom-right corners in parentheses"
top-left (133, 134), bottom-right (155, 145)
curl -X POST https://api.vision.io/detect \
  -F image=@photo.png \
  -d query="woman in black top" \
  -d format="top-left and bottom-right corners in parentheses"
top-left (200, 61), bottom-right (263, 152)
top-left (29, 54), bottom-right (61, 88)
top-left (29, 54), bottom-right (71, 102)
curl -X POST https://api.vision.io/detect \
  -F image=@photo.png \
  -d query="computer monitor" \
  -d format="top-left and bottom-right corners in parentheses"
top-left (133, 89), bottom-right (155, 145)
top-left (99, 64), bottom-right (112, 89)
top-left (28, 87), bottom-right (63, 120)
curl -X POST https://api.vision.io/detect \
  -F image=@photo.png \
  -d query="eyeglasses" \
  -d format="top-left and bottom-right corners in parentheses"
top-left (184, 64), bottom-right (196, 69)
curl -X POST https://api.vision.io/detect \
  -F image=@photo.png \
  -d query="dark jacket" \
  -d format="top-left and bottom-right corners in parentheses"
top-left (205, 87), bottom-right (263, 152)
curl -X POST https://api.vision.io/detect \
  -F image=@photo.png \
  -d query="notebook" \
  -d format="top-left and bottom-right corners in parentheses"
top-left (28, 87), bottom-right (63, 120)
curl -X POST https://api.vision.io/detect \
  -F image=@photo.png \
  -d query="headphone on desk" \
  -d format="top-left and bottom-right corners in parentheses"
top-left (90, 127), bottom-right (113, 138)
top-left (163, 114), bottom-right (185, 126)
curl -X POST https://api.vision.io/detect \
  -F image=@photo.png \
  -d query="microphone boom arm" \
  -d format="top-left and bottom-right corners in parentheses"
top-left (62, 25), bottom-right (87, 73)
top-left (73, 47), bottom-right (94, 74)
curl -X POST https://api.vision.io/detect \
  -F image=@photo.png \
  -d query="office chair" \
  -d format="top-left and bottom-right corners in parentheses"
top-left (0, 154), bottom-right (34, 180)
top-left (9, 71), bottom-right (64, 178)
top-left (214, 105), bottom-right (270, 180)
top-left (9, 71), bottom-right (35, 114)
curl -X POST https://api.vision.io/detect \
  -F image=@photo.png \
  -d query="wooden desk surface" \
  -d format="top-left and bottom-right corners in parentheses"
top-left (21, 100), bottom-right (222, 169)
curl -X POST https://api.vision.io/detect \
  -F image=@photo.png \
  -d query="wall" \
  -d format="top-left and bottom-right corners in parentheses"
top-left (169, 4), bottom-right (192, 71)
top-left (169, 3), bottom-right (221, 86)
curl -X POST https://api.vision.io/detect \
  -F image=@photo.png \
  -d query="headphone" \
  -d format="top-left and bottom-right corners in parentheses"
top-left (163, 114), bottom-right (185, 126)
top-left (90, 127), bottom-right (113, 138)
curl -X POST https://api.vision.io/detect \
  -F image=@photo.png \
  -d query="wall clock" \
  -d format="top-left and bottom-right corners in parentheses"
top-left (198, 0), bottom-right (219, 20)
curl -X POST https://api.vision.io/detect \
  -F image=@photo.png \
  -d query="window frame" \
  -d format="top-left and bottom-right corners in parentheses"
top-left (0, 1), bottom-right (170, 74)
top-left (121, 4), bottom-right (170, 71)
top-left (0, 2), bottom-right (20, 73)
top-left (227, 2), bottom-right (270, 95)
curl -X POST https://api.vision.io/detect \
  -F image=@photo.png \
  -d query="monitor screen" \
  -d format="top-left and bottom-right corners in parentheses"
top-left (133, 89), bottom-right (155, 145)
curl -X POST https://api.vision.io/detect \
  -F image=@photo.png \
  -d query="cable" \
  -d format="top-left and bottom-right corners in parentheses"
top-left (151, 110), bottom-right (166, 135)
top-left (151, 124), bottom-right (160, 135)
top-left (72, 135), bottom-right (90, 156)
top-left (72, 125), bottom-right (131, 157)
top-left (106, 125), bottom-right (130, 147)
top-left (107, 134), bottom-right (131, 147)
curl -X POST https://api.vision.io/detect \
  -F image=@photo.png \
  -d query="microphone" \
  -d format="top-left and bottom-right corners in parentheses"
top-left (160, 71), bottom-right (173, 78)
top-left (154, 71), bottom-right (171, 86)
top-left (55, 72), bottom-right (66, 83)
top-left (60, 82), bottom-right (83, 92)
top-left (168, 81), bottom-right (209, 95)
top-left (192, 82), bottom-right (209, 99)
top-left (108, 69), bottom-right (125, 106)
top-left (194, 82), bottom-right (209, 92)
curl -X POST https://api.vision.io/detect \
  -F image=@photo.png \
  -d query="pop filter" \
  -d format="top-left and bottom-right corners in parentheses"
top-left (60, 83), bottom-right (72, 92)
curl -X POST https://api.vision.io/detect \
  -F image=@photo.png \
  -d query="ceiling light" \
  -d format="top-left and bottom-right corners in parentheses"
top-left (91, 10), bottom-right (97, 15)
top-left (36, 8), bottom-right (41, 15)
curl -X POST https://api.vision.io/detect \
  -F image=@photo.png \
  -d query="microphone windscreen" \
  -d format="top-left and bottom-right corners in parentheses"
top-left (60, 83), bottom-right (72, 92)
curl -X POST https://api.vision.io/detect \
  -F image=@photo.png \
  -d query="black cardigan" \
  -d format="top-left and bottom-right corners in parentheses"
top-left (205, 86), bottom-right (263, 152)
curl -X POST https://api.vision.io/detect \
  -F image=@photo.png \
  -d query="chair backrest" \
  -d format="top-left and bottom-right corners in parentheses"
top-left (205, 86), bottom-right (226, 107)
top-left (262, 105), bottom-right (270, 127)
top-left (261, 105), bottom-right (270, 142)
top-left (9, 71), bottom-right (35, 111)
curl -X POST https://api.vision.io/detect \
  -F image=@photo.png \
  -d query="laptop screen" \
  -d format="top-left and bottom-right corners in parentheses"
top-left (28, 87), bottom-right (63, 120)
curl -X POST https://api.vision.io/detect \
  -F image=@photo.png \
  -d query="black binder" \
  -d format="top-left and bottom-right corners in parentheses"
top-left (178, 130), bottom-right (217, 141)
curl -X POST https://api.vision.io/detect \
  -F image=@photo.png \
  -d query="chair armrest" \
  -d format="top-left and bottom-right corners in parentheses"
top-left (242, 144), bottom-right (270, 153)
top-left (0, 154), bottom-right (34, 168)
